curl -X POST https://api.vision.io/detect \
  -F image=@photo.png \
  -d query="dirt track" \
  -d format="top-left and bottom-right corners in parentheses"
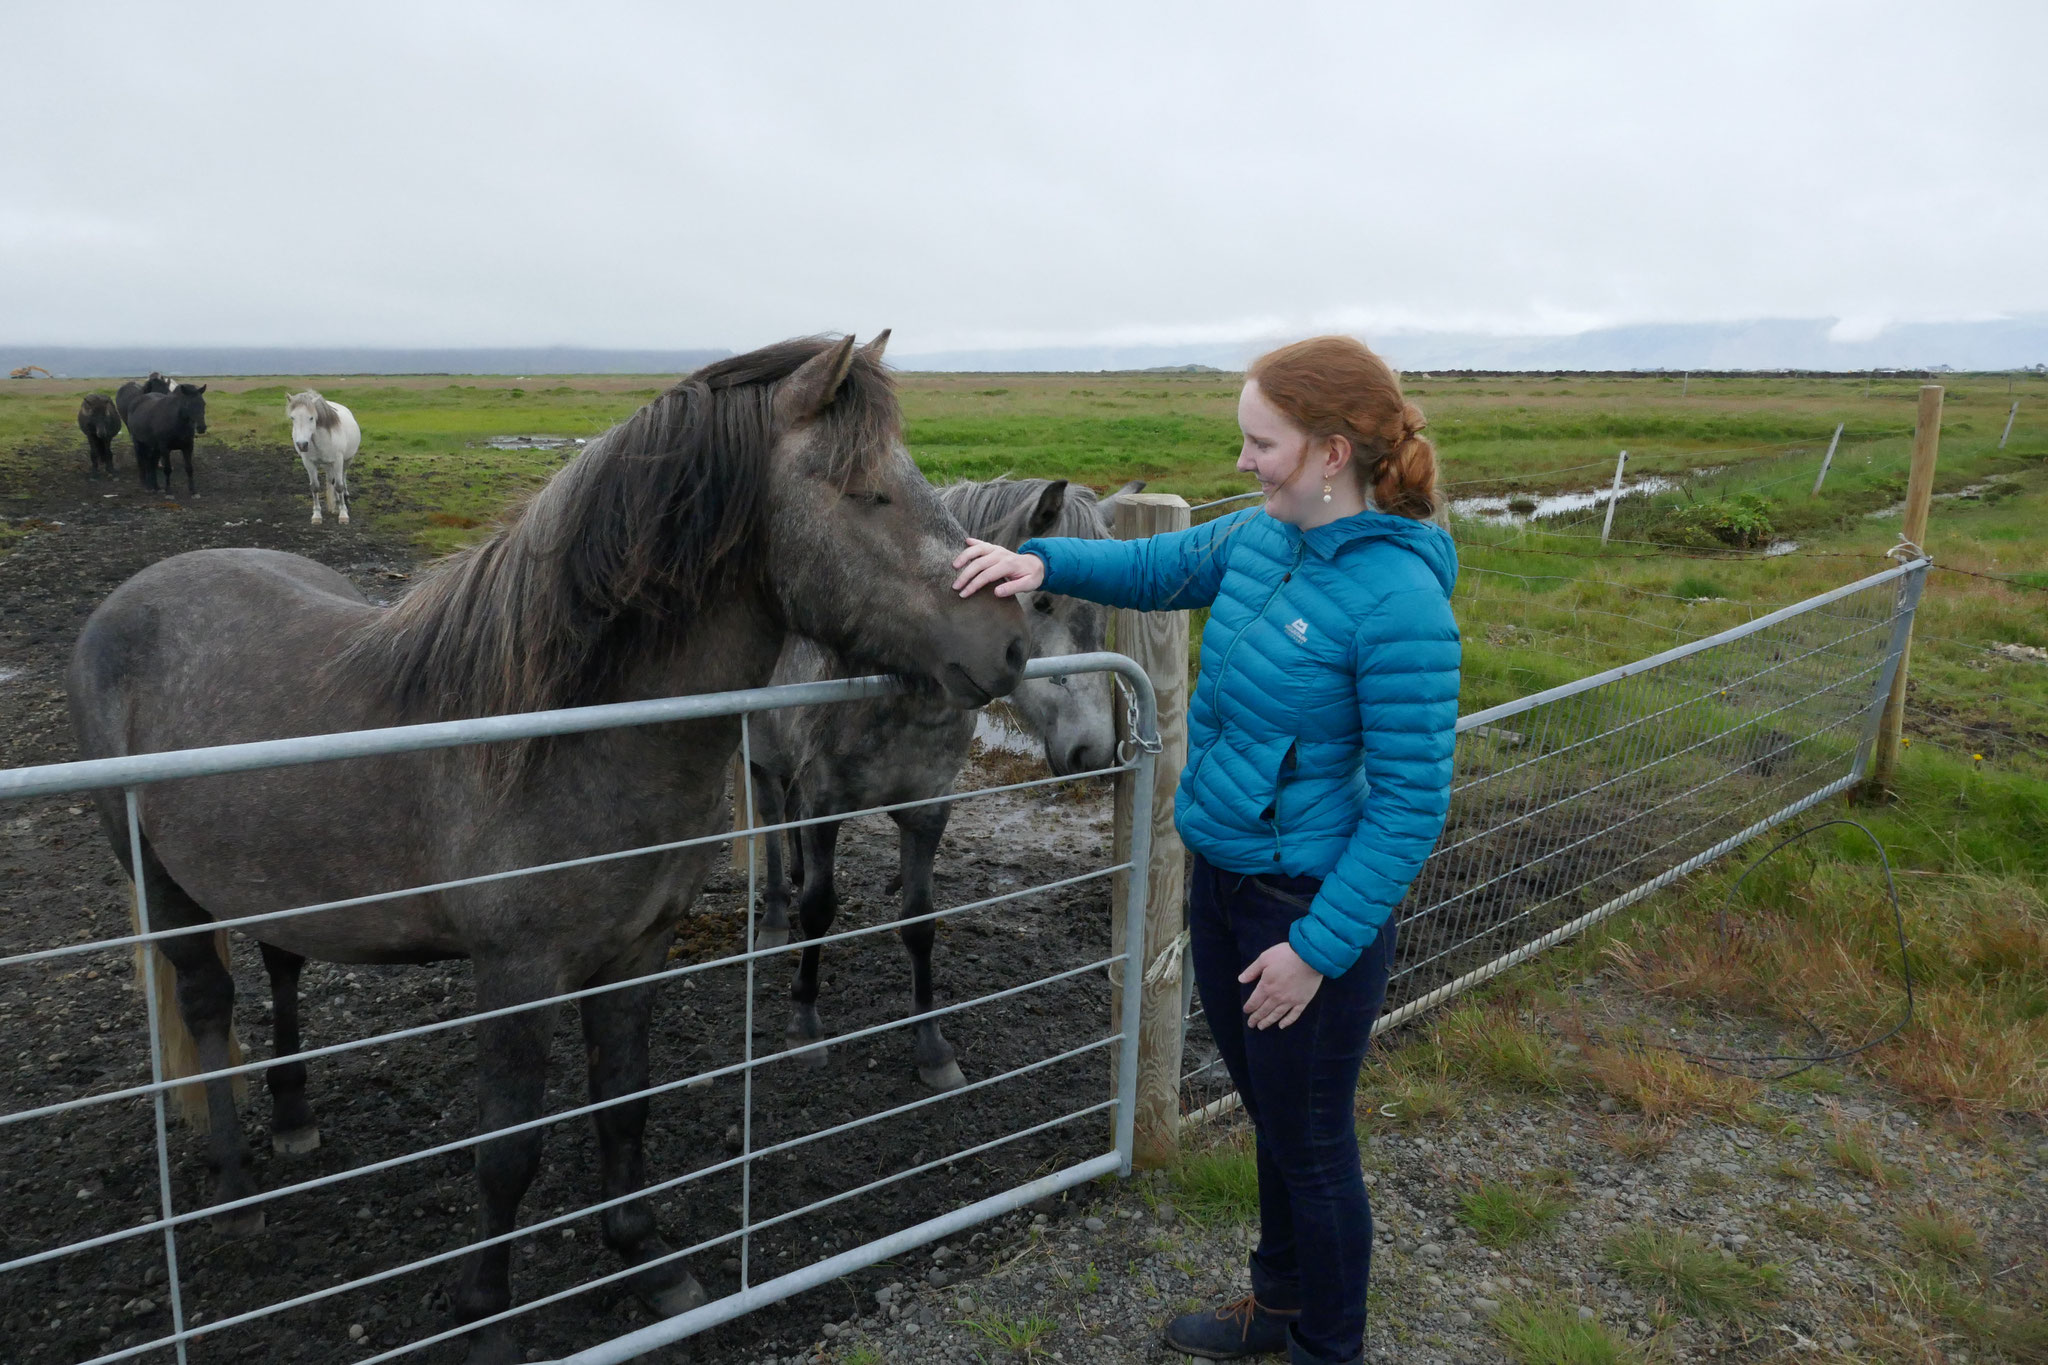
top-left (0, 437), bottom-right (1126, 1362)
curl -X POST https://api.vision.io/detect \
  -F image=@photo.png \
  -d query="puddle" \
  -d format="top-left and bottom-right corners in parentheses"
top-left (482, 435), bottom-right (586, 451)
top-left (1868, 478), bottom-right (2009, 519)
top-left (1451, 474), bottom-right (1683, 525)
top-left (972, 705), bottom-right (1040, 758)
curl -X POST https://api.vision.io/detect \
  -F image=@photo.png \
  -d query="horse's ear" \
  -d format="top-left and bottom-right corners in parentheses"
top-left (1096, 478), bottom-right (1147, 527)
top-left (773, 335), bottom-right (858, 430)
top-left (191, 383), bottom-right (207, 394)
top-left (858, 329), bottom-right (891, 364)
top-left (1025, 479), bottom-right (1068, 540)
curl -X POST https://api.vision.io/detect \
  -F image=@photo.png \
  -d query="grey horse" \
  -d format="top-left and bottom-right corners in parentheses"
top-left (67, 334), bottom-right (1028, 1365)
top-left (747, 476), bottom-right (1140, 1089)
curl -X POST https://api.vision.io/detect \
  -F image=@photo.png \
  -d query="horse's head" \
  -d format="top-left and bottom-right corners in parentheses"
top-left (176, 383), bottom-right (208, 435)
top-left (286, 391), bottom-right (320, 453)
top-left (765, 334), bottom-right (1027, 708)
top-left (987, 479), bottom-right (1141, 776)
top-left (142, 372), bottom-right (171, 396)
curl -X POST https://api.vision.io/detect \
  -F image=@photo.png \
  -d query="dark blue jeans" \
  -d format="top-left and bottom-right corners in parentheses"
top-left (1189, 852), bottom-right (1396, 1365)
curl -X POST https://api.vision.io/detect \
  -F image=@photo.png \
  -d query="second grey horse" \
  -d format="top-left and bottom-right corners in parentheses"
top-left (748, 476), bottom-right (1141, 1088)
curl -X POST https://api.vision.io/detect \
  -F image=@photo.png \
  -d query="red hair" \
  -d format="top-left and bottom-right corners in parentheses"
top-left (1247, 336), bottom-right (1438, 520)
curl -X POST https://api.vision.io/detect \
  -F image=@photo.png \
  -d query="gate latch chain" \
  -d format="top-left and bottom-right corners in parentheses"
top-left (1114, 675), bottom-right (1164, 765)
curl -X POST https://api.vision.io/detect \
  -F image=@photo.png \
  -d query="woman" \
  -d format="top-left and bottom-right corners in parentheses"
top-left (953, 336), bottom-right (1459, 1365)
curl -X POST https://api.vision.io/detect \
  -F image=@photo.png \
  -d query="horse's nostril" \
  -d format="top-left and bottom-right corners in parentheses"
top-left (1005, 637), bottom-right (1026, 674)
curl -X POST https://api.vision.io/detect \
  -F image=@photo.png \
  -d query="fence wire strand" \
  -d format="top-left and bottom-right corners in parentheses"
top-left (1182, 560), bottom-right (1927, 1113)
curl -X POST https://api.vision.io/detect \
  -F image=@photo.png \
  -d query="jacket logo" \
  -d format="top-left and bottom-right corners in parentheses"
top-left (1285, 617), bottom-right (1309, 645)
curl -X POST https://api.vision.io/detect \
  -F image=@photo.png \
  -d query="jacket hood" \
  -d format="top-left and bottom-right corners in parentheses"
top-left (1296, 509), bottom-right (1459, 596)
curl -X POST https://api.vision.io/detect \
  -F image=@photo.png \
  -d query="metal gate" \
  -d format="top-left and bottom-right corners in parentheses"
top-left (0, 653), bottom-right (1158, 1363)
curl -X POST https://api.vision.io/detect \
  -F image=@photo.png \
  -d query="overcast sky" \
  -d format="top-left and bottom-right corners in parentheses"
top-left (5, 1), bottom-right (2044, 354)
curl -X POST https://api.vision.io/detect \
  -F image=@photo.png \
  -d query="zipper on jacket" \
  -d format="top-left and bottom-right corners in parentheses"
top-left (1264, 739), bottom-right (1298, 863)
top-left (1187, 540), bottom-right (1307, 795)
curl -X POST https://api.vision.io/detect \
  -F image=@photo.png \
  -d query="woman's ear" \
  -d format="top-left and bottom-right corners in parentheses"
top-left (1322, 432), bottom-right (1355, 478)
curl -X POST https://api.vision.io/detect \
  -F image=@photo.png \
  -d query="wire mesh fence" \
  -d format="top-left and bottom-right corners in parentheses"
top-left (1181, 558), bottom-right (1929, 1117)
top-left (0, 655), bottom-right (1157, 1365)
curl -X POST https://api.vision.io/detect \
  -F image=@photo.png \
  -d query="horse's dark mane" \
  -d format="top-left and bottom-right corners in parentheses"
top-left (337, 336), bottom-right (896, 726)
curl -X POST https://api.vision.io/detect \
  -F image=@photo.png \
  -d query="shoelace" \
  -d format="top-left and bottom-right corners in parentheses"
top-left (1217, 1294), bottom-right (1260, 1339)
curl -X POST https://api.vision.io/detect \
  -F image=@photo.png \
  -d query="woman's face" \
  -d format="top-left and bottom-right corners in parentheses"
top-left (1237, 379), bottom-right (1323, 526)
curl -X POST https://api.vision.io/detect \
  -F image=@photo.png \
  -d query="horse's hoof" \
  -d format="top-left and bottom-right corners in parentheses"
top-left (641, 1270), bottom-right (707, 1319)
top-left (918, 1060), bottom-right (967, 1091)
top-left (272, 1126), bottom-right (321, 1156)
top-left (754, 924), bottom-right (789, 950)
top-left (785, 1033), bottom-right (831, 1068)
top-left (212, 1205), bottom-right (266, 1238)
top-left (460, 1328), bottom-right (523, 1365)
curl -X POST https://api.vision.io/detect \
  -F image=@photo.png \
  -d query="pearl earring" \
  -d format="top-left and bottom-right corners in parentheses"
top-left (1322, 481), bottom-right (1333, 504)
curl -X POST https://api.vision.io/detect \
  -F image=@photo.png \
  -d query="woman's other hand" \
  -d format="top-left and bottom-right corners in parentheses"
top-left (952, 538), bottom-right (1047, 598)
top-left (1238, 941), bottom-right (1324, 1029)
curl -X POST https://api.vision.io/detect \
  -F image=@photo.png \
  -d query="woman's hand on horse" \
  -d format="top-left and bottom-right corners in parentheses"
top-left (1238, 941), bottom-right (1324, 1030)
top-left (952, 538), bottom-right (1046, 598)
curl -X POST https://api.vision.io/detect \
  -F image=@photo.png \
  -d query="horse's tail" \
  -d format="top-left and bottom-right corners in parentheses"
top-left (321, 475), bottom-right (337, 517)
top-left (126, 882), bottom-right (247, 1130)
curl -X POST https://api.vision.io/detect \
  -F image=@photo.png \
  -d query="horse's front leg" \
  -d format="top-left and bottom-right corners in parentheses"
top-left (750, 766), bottom-right (792, 949)
top-left (304, 458), bottom-right (323, 524)
top-left (452, 972), bottom-right (554, 1365)
top-left (579, 944), bottom-right (705, 1320)
top-left (180, 444), bottom-right (196, 496)
top-left (786, 818), bottom-right (841, 1064)
top-left (258, 943), bottom-right (320, 1154)
top-left (894, 807), bottom-right (964, 1090)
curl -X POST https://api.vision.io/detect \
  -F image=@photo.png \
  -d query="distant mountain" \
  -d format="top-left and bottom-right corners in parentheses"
top-left (0, 346), bottom-right (730, 379)
top-left (13, 318), bottom-right (2048, 378)
top-left (889, 316), bottom-right (2048, 374)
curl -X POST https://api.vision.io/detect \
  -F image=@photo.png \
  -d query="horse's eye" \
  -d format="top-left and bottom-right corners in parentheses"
top-left (1032, 594), bottom-right (1055, 613)
top-left (846, 490), bottom-right (891, 506)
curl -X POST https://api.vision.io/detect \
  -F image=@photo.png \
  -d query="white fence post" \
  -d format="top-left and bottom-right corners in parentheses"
top-left (1599, 450), bottom-right (1628, 546)
top-left (2000, 401), bottom-right (2019, 449)
top-left (1812, 422), bottom-right (1845, 495)
top-left (1109, 493), bottom-right (1190, 1168)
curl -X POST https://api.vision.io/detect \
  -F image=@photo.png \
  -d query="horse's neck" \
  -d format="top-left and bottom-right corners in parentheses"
top-left (624, 590), bottom-right (787, 707)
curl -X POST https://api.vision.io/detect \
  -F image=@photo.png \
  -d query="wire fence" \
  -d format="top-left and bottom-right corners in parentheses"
top-left (0, 655), bottom-right (1158, 1365)
top-left (1181, 557), bottom-right (1930, 1118)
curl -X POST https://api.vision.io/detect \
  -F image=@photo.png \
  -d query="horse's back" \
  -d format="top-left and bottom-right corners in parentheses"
top-left (70, 548), bottom-right (374, 760)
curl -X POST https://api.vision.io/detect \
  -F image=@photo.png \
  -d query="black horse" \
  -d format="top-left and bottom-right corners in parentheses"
top-left (77, 394), bottom-right (122, 479)
top-left (127, 384), bottom-right (209, 494)
top-left (114, 370), bottom-right (171, 424)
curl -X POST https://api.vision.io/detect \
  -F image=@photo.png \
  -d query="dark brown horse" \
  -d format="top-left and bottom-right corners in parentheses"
top-left (67, 334), bottom-right (1027, 1364)
top-left (77, 392), bottom-right (122, 478)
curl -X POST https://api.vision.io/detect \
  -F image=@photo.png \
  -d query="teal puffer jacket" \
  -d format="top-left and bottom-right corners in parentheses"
top-left (1022, 507), bottom-right (1460, 978)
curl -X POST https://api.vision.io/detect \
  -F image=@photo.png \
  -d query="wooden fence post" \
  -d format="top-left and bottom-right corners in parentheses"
top-left (2000, 401), bottom-right (2019, 449)
top-left (1867, 385), bottom-right (1942, 796)
top-left (1108, 493), bottom-right (1190, 1169)
top-left (1811, 422), bottom-right (1844, 496)
top-left (1599, 450), bottom-right (1628, 546)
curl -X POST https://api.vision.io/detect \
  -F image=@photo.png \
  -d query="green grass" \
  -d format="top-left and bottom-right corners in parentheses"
top-left (8, 366), bottom-right (2045, 1116)
top-left (957, 1311), bottom-right (1057, 1357)
top-left (1166, 1133), bottom-right (1260, 1226)
top-left (1601, 1227), bottom-right (1785, 1317)
top-left (1436, 1004), bottom-right (1572, 1093)
top-left (1899, 1204), bottom-right (1984, 1266)
top-left (1459, 1175), bottom-right (1573, 1246)
top-left (1490, 1298), bottom-right (1642, 1365)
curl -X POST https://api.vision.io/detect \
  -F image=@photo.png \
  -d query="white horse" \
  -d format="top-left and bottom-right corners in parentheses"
top-left (285, 390), bottom-right (361, 525)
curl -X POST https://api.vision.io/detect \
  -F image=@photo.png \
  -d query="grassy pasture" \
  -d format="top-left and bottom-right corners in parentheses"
top-left (4, 367), bottom-right (2044, 1113)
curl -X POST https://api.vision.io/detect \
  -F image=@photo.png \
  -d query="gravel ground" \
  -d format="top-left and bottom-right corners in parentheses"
top-left (723, 989), bottom-right (2046, 1365)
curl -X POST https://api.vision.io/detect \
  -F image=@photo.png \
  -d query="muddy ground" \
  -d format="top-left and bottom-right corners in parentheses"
top-left (0, 438), bottom-right (1128, 1363)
